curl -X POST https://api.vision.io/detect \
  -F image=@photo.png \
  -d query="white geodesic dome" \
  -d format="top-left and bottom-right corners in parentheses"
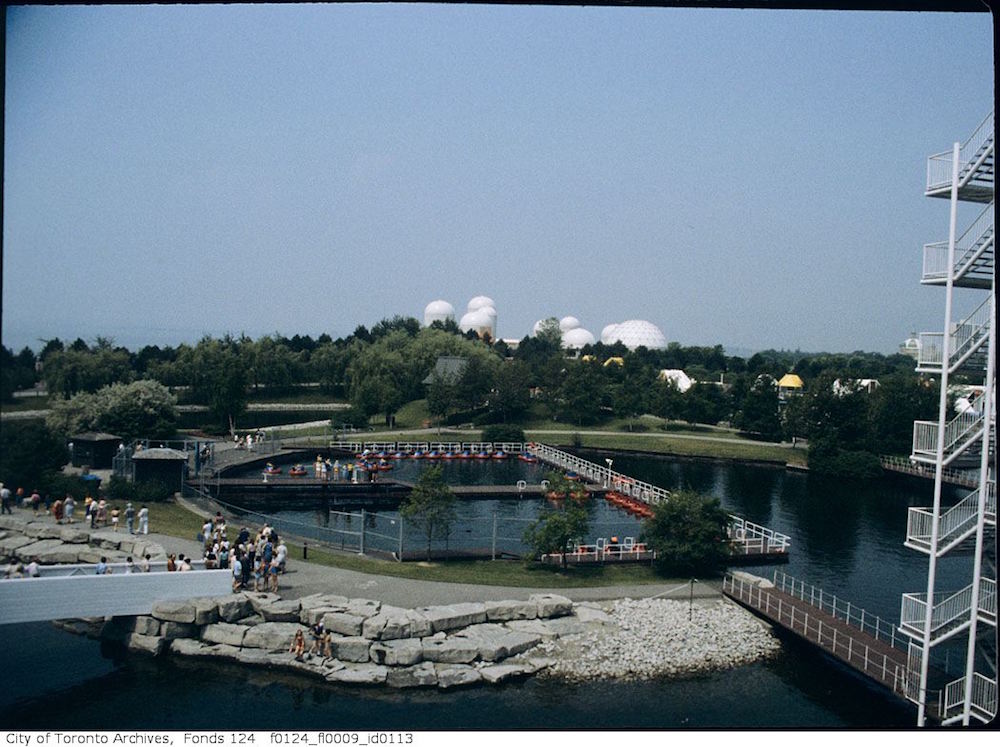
top-left (459, 309), bottom-right (495, 338)
top-left (559, 316), bottom-right (581, 332)
top-left (423, 300), bottom-right (455, 327)
top-left (600, 319), bottom-right (667, 350)
top-left (467, 296), bottom-right (496, 313)
top-left (562, 327), bottom-right (595, 349)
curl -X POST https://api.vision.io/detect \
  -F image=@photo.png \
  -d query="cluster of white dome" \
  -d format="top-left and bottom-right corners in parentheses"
top-left (423, 296), bottom-right (497, 339)
top-left (530, 315), bottom-right (668, 351)
top-left (601, 320), bottom-right (668, 350)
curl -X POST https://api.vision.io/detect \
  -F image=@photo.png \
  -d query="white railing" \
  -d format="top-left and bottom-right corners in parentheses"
top-left (329, 440), bottom-right (527, 455)
top-left (922, 201), bottom-right (994, 283)
top-left (917, 296), bottom-right (992, 372)
top-left (771, 570), bottom-right (904, 651)
top-left (927, 111), bottom-right (995, 193)
top-left (898, 578), bottom-right (995, 639)
top-left (912, 405), bottom-right (986, 459)
top-left (987, 480), bottom-right (997, 523)
top-left (723, 573), bottom-right (910, 697)
top-left (530, 442), bottom-right (673, 504)
top-left (532, 443), bottom-right (790, 555)
top-left (972, 673), bottom-right (998, 719)
top-left (729, 516), bottom-right (790, 554)
top-left (906, 485), bottom-right (986, 553)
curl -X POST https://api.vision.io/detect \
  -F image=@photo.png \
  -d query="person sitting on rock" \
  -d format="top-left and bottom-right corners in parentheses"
top-left (289, 630), bottom-right (306, 661)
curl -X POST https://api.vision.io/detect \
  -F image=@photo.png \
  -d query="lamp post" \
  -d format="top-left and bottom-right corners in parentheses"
top-left (604, 458), bottom-right (613, 488)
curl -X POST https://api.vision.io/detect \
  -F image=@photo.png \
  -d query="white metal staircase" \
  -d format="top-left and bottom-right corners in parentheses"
top-left (905, 111), bottom-right (996, 727)
top-left (916, 296), bottom-right (991, 375)
top-left (922, 201), bottom-right (994, 289)
top-left (906, 481), bottom-right (997, 556)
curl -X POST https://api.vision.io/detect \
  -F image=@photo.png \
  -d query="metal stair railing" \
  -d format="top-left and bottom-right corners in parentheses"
top-left (905, 484), bottom-right (989, 555)
top-left (927, 111), bottom-right (995, 196)
top-left (912, 404), bottom-right (987, 463)
top-left (972, 673), bottom-right (998, 721)
top-left (917, 296), bottom-right (992, 374)
top-left (900, 578), bottom-right (997, 642)
top-left (922, 201), bottom-right (994, 285)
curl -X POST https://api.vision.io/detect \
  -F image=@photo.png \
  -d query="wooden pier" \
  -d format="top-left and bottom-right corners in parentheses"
top-left (723, 572), bottom-right (944, 721)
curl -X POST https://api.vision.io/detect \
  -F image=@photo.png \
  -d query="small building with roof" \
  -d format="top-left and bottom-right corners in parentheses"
top-left (68, 432), bottom-right (122, 469)
top-left (130, 448), bottom-right (188, 493)
top-left (777, 373), bottom-right (804, 401)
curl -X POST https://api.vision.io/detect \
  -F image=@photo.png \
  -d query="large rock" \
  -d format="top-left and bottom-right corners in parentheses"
top-left (362, 605), bottom-right (415, 640)
top-left (504, 619), bottom-right (563, 641)
top-left (417, 603), bottom-right (487, 633)
top-left (98, 537), bottom-right (122, 551)
top-left (152, 600), bottom-right (197, 624)
top-left (127, 633), bottom-right (165, 656)
top-left (302, 606), bottom-right (342, 627)
top-left (23, 524), bottom-right (63, 539)
top-left (329, 636), bottom-right (371, 663)
top-left (259, 599), bottom-right (302, 622)
top-left (15, 539), bottom-right (66, 560)
top-left (241, 622), bottom-right (305, 652)
top-left (246, 592), bottom-right (282, 614)
top-left (479, 663), bottom-right (535, 684)
top-left (346, 598), bottom-right (381, 618)
top-left (454, 624), bottom-right (542, 661)
top-left (0, 517), bottom-right (28, 532)
top-left (386, 661), bottom-right (437, 689)
top-left (77, 548), bottom-right (127, 564)
top-left (216, 594), bottom-right (252, 622)
top-left (201, 622), bottom-right (248, 647)
top-left (530, 593), bottom-right (573, 619)
top-left (160, 621), bottom-right (199, 640)
top-left (0, 535), bottom-right (34, 554)
top-left (485, 599), bottom-right (538, 622)
top-left (133, 616), bottom-right (161, 637)
top-left (192, 598), bottom-right (220, 626)
top-left (235, 648), bottom-right (272, 665)
top-left (572, 604), bottom-right (613, 623)
top-left (33, 545), bottom-right (84, 564)
top-left (420, 637), bottom-right (479, 664)
top-left (170, 639), bottom-right (214, 657)
top-left (326, 663), bottom-right (388, 685)
top-left (434, 664), bottom-right (482, 689)
top-left (59, 528), bottom-right (91, 544)
top-left (322, 611), bottom-right (366, 637)
top-left (369, 639), bottom-right (423, 667)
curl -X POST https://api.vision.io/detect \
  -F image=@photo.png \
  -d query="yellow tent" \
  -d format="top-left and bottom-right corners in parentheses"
top-left (777, 373), bottom-right (804, 389)
top-left (603, 357), bottom-right (625, 367)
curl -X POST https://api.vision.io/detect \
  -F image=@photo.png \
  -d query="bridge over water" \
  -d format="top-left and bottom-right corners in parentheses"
top-left (0, 564), bottom-right (232, 625)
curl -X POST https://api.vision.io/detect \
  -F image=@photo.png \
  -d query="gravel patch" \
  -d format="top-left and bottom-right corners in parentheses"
top-left (536, 598), bottom-right (781, 681)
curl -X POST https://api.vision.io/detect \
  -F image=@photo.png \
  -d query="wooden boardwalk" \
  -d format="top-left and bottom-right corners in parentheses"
top-left (722, 573), bottom-right (934, 717)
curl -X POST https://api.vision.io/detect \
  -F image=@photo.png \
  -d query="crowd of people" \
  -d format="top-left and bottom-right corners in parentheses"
top-left (194, 512), bottom-right (288, 593)
top-left (0, 483), bottom-right (149, 535)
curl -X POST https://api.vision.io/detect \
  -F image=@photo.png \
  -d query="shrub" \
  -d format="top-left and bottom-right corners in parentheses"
top-left (106, 475), bottom-right (173, 503)
top-left (641, 490), bottom-right (731, 577)
top-left (480, 423), bottom-right (526, 444)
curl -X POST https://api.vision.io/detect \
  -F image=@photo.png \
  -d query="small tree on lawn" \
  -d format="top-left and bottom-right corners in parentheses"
top-left (523, 471), bottom-right (590, 568)
top-left (640, 489), bottom-right (731, 577)
top-left (399, 465), bottom-right (457, 561)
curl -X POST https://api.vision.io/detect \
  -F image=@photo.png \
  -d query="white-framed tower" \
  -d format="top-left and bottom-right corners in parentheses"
top-left (899, 111), bottom-right (996, 726)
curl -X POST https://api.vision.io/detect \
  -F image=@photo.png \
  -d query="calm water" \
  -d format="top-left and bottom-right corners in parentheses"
top-left (1, 454), bottom-right (957, 729)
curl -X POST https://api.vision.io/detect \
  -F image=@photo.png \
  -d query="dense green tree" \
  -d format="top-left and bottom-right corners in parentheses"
top-left (1, 346), bottom-right (38, 402)
top-left (867, 375), bottom-right (939, 455)
top-left (641, 490), bottom-right (732, 576)
top-left (426, 370), bottom-right (457, 430)
top-left (399, 466), bottom-right (457, 561)
top-left (523, 473), bottom-right (589, 568)
top-left (41, 345), bottom-right (133, 396)
top-left (46, 380), bottom-right (178, 441)
top-left (682, 383), bottom-right (729, 425)
top-left (489, 360), bottom-right (532, 422)
top-left (455, 355), bottom-right (495, 412)
top-left (557, 362), bottom-right (606, 425)
top-left (734, 374), bottom-right (782, 441)
top-left (0, 420), bottom-right (67, 493)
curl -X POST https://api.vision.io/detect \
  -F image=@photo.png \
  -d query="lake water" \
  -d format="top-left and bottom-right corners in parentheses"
top-left (0, 453), bottom-right (960, 729)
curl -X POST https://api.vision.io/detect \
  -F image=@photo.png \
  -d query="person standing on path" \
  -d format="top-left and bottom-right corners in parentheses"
top-left (138, 504), bottom-right (149, 534)
top-left (125, 502), bottom-right (135, 534)
top-left (0, 484), bottom-right (11, 515)
top-left (64, 494), bottom-right (75, 523)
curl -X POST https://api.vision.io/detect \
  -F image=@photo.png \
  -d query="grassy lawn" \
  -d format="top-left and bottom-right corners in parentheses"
top-left (534, 430), bottom-right (806, 466)
top-left (247, 389), bottom-right (346, 405)
top-left (155, 498), bottom-right (676, 588)
top-left (0, 395), bottom-right (52, 413)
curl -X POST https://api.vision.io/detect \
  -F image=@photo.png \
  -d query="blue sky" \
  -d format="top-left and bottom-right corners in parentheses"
top-left (3, 4), bottom-right (993, 355)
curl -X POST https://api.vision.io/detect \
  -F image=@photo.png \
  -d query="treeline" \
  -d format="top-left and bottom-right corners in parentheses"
top-left (2, 316), bottom-right (938, 477)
